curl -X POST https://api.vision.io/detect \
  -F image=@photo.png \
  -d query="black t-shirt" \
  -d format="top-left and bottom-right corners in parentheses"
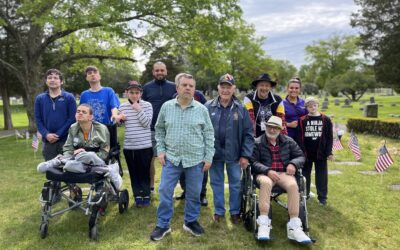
top-left (303, 115), bottom-right (323, 159)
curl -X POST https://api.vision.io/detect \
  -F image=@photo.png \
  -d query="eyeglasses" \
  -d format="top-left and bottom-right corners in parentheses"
top-left (266, 126), bottom-right (281, 131)
top-left (76, 109), bottom-right (88, 114)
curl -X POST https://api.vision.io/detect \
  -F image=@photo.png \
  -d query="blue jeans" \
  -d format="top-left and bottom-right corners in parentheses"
top-left (209, 160), bottom-right (241, 216)
top-left (156, 160), bottom-right (204, 228)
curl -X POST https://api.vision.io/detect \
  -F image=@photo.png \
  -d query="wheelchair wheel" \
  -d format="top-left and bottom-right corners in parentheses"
top-left (39, 222), bottom-right (48, 239)
top-left (89, 225), bottom-right (98, 240)
top-left (118, 189), bottom-right (129, 214)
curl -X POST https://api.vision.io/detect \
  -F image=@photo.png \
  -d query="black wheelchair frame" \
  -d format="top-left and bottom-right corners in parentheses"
top-left (240, 165), bottom-right (312, 241)
top-left (38, 124), bottom-right (128, 240)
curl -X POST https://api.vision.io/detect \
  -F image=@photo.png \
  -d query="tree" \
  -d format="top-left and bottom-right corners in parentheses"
top-left (351, 0), bottom-right (400, 92)
top-left (304, 35), bottom-right (362, 89)
top-left (140, 43), bottom-right (186, 85)
top-left (326, 68), bottom-right (377, 101)
top-left (0, 0), bottom-right (242, 132)
top-left (270, 59), bottom-right (297, 91)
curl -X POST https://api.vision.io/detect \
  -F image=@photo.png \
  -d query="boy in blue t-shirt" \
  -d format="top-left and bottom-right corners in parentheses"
top-left (79, 66), bottom-right (120, 125)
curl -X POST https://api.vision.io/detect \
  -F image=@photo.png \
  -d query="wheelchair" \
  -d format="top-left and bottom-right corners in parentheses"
top-left (240, 165), bottom-right (312, 241)
top-left (38, 124), bottom-right (128, 240)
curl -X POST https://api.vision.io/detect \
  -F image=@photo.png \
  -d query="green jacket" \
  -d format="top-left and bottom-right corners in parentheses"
top-left (63, 121), bottom-right (110, 161)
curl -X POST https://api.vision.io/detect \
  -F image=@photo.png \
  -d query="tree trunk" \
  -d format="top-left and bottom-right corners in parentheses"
top-left (351, 92), bottom-right (356, 101)
top-left (0, 79), bottom-right (13, 130)
top-left (20, 25), bottom-right (45, 133)
top-left (22, 71), bottom-right (42, 133)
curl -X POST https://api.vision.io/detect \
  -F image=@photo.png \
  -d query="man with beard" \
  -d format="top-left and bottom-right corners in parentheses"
top-left (244, 73), bottom-right (287, 137)
top-left (142, 62), bottom-right (177, 193)
top-left (250, 116), bottom-right (311, 244)
top-left (150, 73), bottom-right (214, 241)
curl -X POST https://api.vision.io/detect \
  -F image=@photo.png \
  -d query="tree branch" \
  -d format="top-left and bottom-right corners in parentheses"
top-left (53, 54), bottom-right (137, 68)
top-left (0, 58), bottom-right (24, 83)
top-left (0, 8), bottom-right (22, 45)
top-left (38, 13), bottom-right (157, 57)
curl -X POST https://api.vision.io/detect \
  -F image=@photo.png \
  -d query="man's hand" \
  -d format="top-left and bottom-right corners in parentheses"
top-left (74, 148), bottom-right (85, 155)
top-left (115, 113), bottom-right (127, 123)
top-left (267, 170), bottom-right (280, 182)
top-left (46, 133), bottom-right (59, 143)
top-left (287, 120), bottom-right (298, 128)
top-left (203, 161), bottom-right (211, 172)
top-left (239, 157), bottom-right (249, 169)
top-left (158, 153), bottom-right (166, 166)
top-left (328, 155), bottom-right (334, 161)
top-left (286, 163), bottom-right (296, 176)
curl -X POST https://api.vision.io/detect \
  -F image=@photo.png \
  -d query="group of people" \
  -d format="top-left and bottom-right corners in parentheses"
top-left (34, 61), bottom-right (333, 244)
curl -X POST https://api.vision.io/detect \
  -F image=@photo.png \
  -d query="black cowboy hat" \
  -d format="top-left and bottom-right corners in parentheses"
top-left (251, 73), bottom-right (277, 88)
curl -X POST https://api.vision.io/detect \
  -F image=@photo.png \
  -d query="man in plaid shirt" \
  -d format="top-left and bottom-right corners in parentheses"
top-left (250, 116), bottom-right (311, 244)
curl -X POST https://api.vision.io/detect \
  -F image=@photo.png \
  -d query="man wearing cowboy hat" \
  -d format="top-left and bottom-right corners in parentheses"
top-left (244, 73), bottom-right (287, 137)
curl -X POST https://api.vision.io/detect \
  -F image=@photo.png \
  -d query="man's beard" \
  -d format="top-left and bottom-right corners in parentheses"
top-left (155, 75), bottom-right (166, 80)
top-left (266, 130), bottom-right (279, 140)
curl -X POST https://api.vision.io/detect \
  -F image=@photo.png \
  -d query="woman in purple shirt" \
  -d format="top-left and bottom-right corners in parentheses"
top-left (283, 77), bottom-right (307, 140)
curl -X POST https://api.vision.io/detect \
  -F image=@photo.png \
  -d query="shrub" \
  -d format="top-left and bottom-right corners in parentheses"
top-left (347, 118), bottom-right (400, 138)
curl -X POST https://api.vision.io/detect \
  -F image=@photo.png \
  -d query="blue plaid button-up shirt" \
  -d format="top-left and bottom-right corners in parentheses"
top-left (155, 98), bottom-right (215, 168)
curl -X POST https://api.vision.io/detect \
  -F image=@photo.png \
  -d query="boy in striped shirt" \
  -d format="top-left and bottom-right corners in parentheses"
top-left (118, 81), bottom-right (153, 207)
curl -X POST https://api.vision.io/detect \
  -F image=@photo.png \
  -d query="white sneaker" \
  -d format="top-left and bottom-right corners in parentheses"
top-left (287, 218), bottom-right (312, 244)
top-left (256, 215), bottom-right (271, 241)
top-left (37, 158), bottom-right (62, 173)
top-left (309, 191), bottom-right (315, 198)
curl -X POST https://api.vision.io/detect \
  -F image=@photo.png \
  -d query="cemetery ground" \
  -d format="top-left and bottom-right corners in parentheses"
top-left (1, 94), bottom-right (400, 130)
top-left (0, 94), bottom-right (399, 249)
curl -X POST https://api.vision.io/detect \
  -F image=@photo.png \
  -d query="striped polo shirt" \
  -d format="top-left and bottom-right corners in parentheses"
top-left (119, 100), bottom-right (153, 150)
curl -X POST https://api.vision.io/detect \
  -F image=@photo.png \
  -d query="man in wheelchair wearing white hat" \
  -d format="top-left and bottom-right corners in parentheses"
top-left (250, 116), bottom-right (311, 244)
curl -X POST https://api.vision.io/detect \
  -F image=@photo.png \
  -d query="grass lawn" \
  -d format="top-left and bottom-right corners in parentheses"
top-left (0, 94), bottom-right (399, 249)
top-left (0, 129), bottom-right (399, 249)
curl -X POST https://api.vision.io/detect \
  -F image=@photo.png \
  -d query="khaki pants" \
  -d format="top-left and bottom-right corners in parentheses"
top-left (257, 173), bottom-right (299, 218)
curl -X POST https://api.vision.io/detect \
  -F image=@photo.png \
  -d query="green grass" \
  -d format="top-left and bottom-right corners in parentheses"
top-left (0, 105), bottom-right (29, 129)
top-left (2, 94), bottom-right (400, 130)
top-left (315, 94), bottom-right (400, 124)
top-left (0, 130), bottom-right (399, 249)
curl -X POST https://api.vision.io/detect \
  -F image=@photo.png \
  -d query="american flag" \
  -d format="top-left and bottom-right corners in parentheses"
top-left (348, 132), bottom-right (361, 160)
top-left (332, 138), bottom-right (344, 151)
top-left (32, 134), bottom-right (39, 151)
top-left (375, 144), bottom-right (394, 172)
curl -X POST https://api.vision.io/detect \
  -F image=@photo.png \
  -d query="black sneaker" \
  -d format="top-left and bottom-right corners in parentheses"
top-left (150, 226), bottom-right (171, 241)
top-left (319, 200), bottom-right (327, 206)
top-left (183, 221), bottom-right (204, 236)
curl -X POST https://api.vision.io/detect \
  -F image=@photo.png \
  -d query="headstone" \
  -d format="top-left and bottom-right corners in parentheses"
top-left (364, 103), bottom-right (378, 118)
top-left (390, 184), bottom-right (400, 191)
top-left (341, 99), bottom-right (352, 108)
top-left (328, 170), bottom-right (342, 175)
top-left (335, 161), bottom-right (361, 166)
top-left (324, 97), bottom-right (329, 102)
top-left (359, 100), bottom-right (366, 105)
top-left (370, 96), bottom-right (375, 103)
top-left (334, 99), bottom-right (340, 106)
top-left (359, 171), bottom-right (379, 175)
top-left (321, 101), bottom-right (329, 110)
